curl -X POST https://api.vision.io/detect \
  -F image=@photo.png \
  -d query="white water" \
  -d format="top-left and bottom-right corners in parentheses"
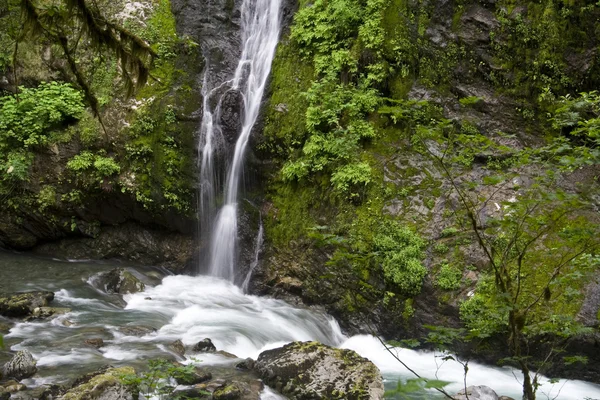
top-left (1, 254), bottom-right (599, 399)
top-left (200, 0), bottom-right (282, 280)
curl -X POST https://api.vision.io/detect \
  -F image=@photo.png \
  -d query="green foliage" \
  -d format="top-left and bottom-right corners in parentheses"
top-left (435, 263), bottom-right (462, 291)
top-left (0, 82), bottom-right (85, 149)
top-left (37, 185), bottom-right (57, 211)
top-left (385, 378), bottom-right (450, 398)
top-left (374, 220), bottom-right (427, 296)
top-left (280, 0), bottom-right (390, 198)
top-left (119, 359), bottom-right (208, 400)
top-left (67, 151), bottom-right (120, 182)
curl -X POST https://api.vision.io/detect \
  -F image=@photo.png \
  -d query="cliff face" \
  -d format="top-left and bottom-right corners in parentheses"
top-left (249, 0), bottom-right (600, 381)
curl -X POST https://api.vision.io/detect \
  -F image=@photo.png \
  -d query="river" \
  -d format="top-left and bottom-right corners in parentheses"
top-left (1, 251), bottom-right (599, 399)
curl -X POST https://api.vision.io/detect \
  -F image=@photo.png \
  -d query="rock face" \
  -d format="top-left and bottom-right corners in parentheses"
top-left (2, 351), bottom-right (37, 381)
top-left (255, 341), bottom-right (384, 400)
top-left (60, 366), bottom-right (135, 400)
top-left (453, 386), bottom-right (499, 400)
top-left (91, 268), bottom-right (145, 295)
top-left (0, 291), bottom-right (54, 318)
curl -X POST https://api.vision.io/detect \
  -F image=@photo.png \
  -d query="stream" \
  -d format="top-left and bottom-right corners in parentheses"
top-left (1, 251), bottom-right (600, 399)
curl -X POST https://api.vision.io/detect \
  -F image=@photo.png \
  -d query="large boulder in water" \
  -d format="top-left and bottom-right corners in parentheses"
top-left (0, 292), bottom-right (54, 318)
top-left (61, 366), bottom-right (135, 400)
top-left (255, 341), bottom-right (384, 400)
top-left (453, 385), bottom-right (499, 400)
top-left (2, 350), bottom-right (37, 381)
top-left (92, 268), bottom-right (145, 295)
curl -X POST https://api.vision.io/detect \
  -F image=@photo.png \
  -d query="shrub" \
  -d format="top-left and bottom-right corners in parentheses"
top-left (374, 220), bottom-right (427, 296)
top-left (435, 263), bottom-right (462, 291)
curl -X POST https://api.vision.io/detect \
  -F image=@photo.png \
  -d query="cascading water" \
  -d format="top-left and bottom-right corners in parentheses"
top-left (198, 0), bottom-right (281, 281)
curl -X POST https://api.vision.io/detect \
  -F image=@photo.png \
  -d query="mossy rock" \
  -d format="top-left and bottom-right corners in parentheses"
top-left (61, 366), bottom-right (135, 400)
top-left (0, 292), bottom-right (55, 318)
top-left (255, 341), bottom-right (383, 400)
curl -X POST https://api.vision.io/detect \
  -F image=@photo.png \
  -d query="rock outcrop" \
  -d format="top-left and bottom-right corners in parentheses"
top-left (255, 341), bottom-right (384, 400)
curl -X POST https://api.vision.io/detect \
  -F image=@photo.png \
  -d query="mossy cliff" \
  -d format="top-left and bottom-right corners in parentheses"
top-left (0, 0), bottom-right (203, 270)
top-left (250, 0), bottom-right (600, 381)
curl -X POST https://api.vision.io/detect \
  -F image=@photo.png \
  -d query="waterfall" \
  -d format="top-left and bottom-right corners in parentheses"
top-left (198, 0), bottom-right (282, 280)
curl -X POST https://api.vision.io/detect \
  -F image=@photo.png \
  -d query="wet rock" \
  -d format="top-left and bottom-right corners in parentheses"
top-left (216, 350), bottom-right (238, 359)
top-left (169, 339), bottom-right (186, 357)
top-left (213, 383), bottom-right (242, 400)
top-left (4, 382), bottom-right (26, 392)
top-left (175, 368), bottom-right (212, 385)
top-left (453, 385), bottom-right (499, 400)
top-left (235, 358), bottom-right (255, 370)
top-left (255, 341), bottom-right (384, 400)
top-left (193, 338), bottom-right (217, 352)
top-left (2, 350), bottom-right (37, 380)
top-left (26, 306), bottom-right (71, 320)
top-left (0, 321), bottom-right (11, 333)
top-left (61, 366), bottom-right (135, 400)
top-left (92, 268), bottom-right (145, 295)
top-left (84, 338), bottom-right (105, 348)
top-left (0, 291), bottom-right (54, 318)
top-left (118, 325), bottom-right (156, 336)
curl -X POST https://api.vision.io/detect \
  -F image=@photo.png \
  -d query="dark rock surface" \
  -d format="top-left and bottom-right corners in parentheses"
top-left (255, 341), bottom-right (384, 400)
top-left (193, 338), bottom-right (217, 352)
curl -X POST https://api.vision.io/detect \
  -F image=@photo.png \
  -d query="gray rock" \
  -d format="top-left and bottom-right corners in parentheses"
top-left (2, 350), bottom-right (37, 380)
top-left (0, 292), bottom-right (54, 318)
top-left (235, 358), bottom-right (255, 370)
top-left (193, 338), bottom-right (217, 352)
top-left (453, 385), bottom-right (499, 400)
top-left (169, 339), bottom-right (186, 357)
top-left (91, 268), bottom-right (145, 295)
top-left (255, 341), bottom-right (384, 400)
top-left (26, 306), bottom-right (71, 321)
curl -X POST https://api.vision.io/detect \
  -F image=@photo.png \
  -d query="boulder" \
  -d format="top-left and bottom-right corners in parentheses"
top-left (453, 385), bottom-right (499, 400)
top-left (92, 268), bottom-right (145, 295)
top-left (235, 358), bottom-right (255, 370)
top-left (168, 339), bottom-right (186, 357)
top-left (2, 350), bottom-right (37, 380)
top-left (255, 341), bottom-right (384, 400)
top-left (193, 338), bottom-right (217, 352)
top-left (61, 366), bottom-right (135, 400)
top-left (0, 292), bottom-right (54, 318)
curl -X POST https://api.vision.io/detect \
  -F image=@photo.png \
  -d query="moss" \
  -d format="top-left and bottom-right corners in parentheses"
top-left (61, 367), bottom-right (135, 400)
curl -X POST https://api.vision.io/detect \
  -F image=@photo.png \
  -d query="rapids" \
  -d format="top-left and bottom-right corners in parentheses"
top-left (1, 252), bottom-right (599, 399)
